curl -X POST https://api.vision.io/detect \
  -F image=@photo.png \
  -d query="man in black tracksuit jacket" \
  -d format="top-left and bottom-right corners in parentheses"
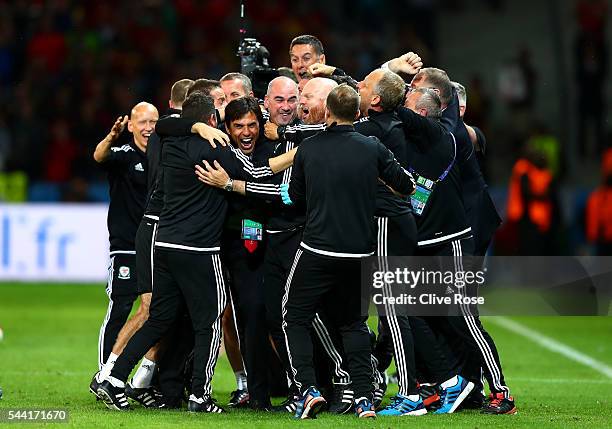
top-left (397, 88), bottom-right (472, 385)
top-left (97, 94), bottom-right (286, 413)
top-left (355, 70), bottom-right (479, 416)
top-left (282, 85), bottom-right (415, 418)
top-left (399, 87), bottom-right (514, 414)
top-left (354, 69), bottom-right (420, 405)
top-left (153, 97), bottom-right (287, 409)
top-left (93, 102), bottom-right (157, 376)
top-left (440, 88), bottom-right (501, 258)
top-left (218, 98), bottom-right (277, 409)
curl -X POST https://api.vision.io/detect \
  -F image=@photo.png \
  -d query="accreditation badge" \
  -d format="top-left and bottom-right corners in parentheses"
top-left (241, 219), bottom-right (263, 241)
top-left (410, 174), bottom-right (437, 217)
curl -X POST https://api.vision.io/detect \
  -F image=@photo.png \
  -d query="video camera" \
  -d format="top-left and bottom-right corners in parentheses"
top-left (237, 37), bottom-right (279, 99)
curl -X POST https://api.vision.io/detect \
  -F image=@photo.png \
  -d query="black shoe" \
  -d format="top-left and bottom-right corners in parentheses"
top-left (271, 393), bottom-right (299, 413)
top-left (327, 384), bottom-right (354, 414)
top-left (97, 380), bottom-right (130, 411)
top-left (228, 389), bottom-right (250, 408)
top-left (459, 388), bottom-right (486, 410)
top-left (187, 395), bottom-right (225, 413)
top-left (159, 396), bottom-right (184, 409)
top-left (125, 382), bottom-right (166, 408)
top-left (89, 372), bottom-right (102, 400)
top-left (481, 393), bottom-right (517, 415)
top-left (249, 398), bottom-right (272, 411)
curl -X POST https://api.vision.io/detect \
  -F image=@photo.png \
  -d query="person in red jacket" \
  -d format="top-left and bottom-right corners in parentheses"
top-left (586, 148), bottom-right (612, 255)
top-left (506, 146), bottom-right (562, 255)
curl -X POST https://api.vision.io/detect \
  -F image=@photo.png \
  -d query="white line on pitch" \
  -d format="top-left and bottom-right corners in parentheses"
top-left (487, 316), bottom-right (612, 379)
top-left (1, 371), bottom-right (91, 376)
top-left (509, 377), bottom-right (612, 385)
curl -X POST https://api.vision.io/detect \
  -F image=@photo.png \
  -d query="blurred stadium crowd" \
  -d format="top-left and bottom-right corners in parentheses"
top-left (0, 0), bottom-right (609, 255)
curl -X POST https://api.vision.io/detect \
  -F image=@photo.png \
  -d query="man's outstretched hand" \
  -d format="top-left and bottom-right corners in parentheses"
top-left (192, 123), bottom-right (230, 148)
top-left (108, 115), bottom-right (128, 141)
top-left (195, 160), bottom-right (230, 188)
top-left (308, 63), bottom-right (336, 77)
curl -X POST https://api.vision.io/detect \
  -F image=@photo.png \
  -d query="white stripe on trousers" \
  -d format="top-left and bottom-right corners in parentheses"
top-left (280, 248), bottom-right (352, 386)
top-left (311, 314), bottom-right (351, 384)
top-left (370, 354), bottom-right (384, 384)
top-left (281, 249), bottom-right (303, 390)
top-left (451, 239), bottom-right (510, 398)
top-left (98, 256), bottom-right (115, 369)
top-left (149, 222), bottom-right (157, 292)
top-left (377, 217), bottom-right (410, 396)
top-left (368, 329), bottom-right (385, 385)
top-left (201, 254), bottom-right (227, 396)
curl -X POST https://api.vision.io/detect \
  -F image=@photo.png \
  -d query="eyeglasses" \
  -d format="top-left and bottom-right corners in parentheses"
top-left (406, 86), bottom-right (441, 94)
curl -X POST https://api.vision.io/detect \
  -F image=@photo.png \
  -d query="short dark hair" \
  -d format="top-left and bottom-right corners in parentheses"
top-left (220, 73), bottom-right (252, 93)
top-left (375, 70), bottom-right (406, 112)
top-left (326, 84), bottom-right (359, 122)
top-left (418, 68), bottom-right (453, 106)
top-left (170, 79), bottom-right (195, 107)
top-left (181, 92), bottom-right (215, 122)
top-left (289, 35), bottom-right (324, 56)
top-left (187, 78), bottom-right (221, 97)
top-left (277, 67), bottom-right (298, 82)
top-left (224, 96), bottom-right (264, 128)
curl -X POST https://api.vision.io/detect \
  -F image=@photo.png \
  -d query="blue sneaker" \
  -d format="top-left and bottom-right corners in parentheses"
top-left (434, 376), bottom-right (474, 414)
top-left (294, 386), bottom-right (326, 419)
top-left (354, 397), bottom-right (376, 418)
top-left (377, 395), bottom-right (427, 416)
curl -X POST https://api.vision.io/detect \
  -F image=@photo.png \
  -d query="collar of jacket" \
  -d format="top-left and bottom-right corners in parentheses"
top-left (367, 109), bottom-right (388, 118)
top-left (326, 123), bottom-right (354, 132)
top-left (166, 107), bottom-right (182, 116)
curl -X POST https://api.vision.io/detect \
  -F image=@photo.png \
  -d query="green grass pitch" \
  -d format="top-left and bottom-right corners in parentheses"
top-left (0, 283), bottom-right (611, 428)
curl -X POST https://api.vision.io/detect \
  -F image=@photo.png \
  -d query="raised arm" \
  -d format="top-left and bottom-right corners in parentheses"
top-left (440, 87), bottom-right (460, 134)
top-left (93, 115), bottom-right (128, 163)
top-left (382, 52), bottom-right (423, 76)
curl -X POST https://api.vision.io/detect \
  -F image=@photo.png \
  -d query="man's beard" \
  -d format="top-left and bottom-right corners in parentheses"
top-left (303, 104), bottom-right (326, 125)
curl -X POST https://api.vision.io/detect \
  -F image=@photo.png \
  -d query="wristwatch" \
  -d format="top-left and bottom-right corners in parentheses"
top-left (223, 178), bottom-right (234, 192)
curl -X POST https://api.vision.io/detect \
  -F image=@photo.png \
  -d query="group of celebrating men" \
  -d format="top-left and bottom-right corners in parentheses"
top-left (88, 34), bottom-right (516, 419)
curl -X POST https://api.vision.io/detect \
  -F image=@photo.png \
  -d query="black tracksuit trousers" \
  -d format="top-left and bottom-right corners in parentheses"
top-left (282, 248), bottom-right (372, 399)
top-left (374, 214), bottom-right (419, 396)
top-left (110, 249), bottom-right (226, 398)
top-left (222, 234), bottom-right (269, 403)
top-left (417, 237), bottom-right (511, 398)
top-left (263, 229), bottom-right (302, 386)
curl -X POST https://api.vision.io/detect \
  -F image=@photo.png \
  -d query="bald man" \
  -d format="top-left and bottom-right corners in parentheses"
top-left (299, 77), bottom-right (337, 124)
top-left (92, 102), bottom-right (161, 406)
top-left (264, 76), bottom-right (299, 127)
